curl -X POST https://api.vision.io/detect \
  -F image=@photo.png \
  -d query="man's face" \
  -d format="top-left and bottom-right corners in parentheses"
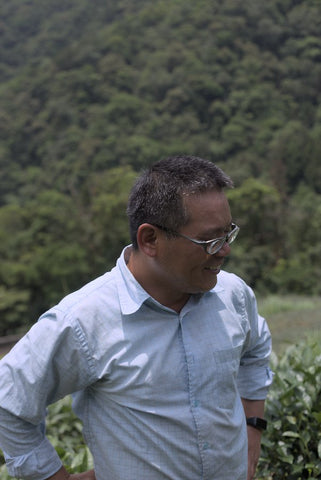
top-left (155, 190), bottom-right (233, 301)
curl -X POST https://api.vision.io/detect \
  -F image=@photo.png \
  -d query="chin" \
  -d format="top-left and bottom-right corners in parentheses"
top-left (193, 279), bottom-right (218, 294)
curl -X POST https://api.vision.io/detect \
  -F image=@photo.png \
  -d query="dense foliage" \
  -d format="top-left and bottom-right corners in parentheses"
top-left (1, 0), bottom-right (321, 334)
top-left (259, 340), bottom-right (321, 479)
top-left (1, 338), bottom-right (320, 479)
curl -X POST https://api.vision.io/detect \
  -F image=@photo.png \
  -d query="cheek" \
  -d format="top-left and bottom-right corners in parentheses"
top-left (180, 255), bottom-right (207, 278)
top-left (160, 243), bottom-right (206, 278)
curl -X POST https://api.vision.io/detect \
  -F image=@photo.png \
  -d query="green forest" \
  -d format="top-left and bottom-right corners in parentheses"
top-left (1, 0), bottom-right (321, 335)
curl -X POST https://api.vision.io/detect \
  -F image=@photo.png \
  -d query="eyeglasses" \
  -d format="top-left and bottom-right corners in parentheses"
top-left (154, 223), bottom-right (240, 255)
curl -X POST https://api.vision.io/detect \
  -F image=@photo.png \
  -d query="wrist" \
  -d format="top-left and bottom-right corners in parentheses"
top-left (246, 416), bottom-right (267, 431)
top-left (46, 466), bottom-right (70, 480)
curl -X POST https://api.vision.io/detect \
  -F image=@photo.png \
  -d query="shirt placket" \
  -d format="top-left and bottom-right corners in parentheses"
top-left (179, 311), bottom-right (213, 480)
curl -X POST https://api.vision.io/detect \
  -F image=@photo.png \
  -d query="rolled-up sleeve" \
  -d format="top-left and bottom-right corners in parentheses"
top-left (0, 408), bottom-right (62, 480)
top-left (237, 284), bottom-right (273, 400)
top-left (0, 308), bottom-right (97, 480)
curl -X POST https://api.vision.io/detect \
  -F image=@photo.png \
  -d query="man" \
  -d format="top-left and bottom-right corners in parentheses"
top-left (0, 156), bottom-right (272, 480)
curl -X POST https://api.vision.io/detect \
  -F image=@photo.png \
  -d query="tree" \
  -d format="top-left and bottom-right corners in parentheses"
top-left (226, 178), bottom-right (282, 291)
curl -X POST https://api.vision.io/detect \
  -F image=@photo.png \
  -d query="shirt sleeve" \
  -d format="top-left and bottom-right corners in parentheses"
top-left (237, 283), bottom-right (273, 400)
top-left (0, 308), bottom-right (97, 480)
top-left (0, 407), bottom-right (62, 480)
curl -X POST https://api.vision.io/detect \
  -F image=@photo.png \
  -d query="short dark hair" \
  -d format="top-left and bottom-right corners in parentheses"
top-left (127, 155), bottom-right (233, 249)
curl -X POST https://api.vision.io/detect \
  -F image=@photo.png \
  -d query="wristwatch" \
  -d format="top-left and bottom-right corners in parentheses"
top-left (246, 417), bottom-right (267, 431)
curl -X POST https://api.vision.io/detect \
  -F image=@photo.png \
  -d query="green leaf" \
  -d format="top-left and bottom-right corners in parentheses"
top-left (282, 431), bottom-right (300, 438)
top-left (318, 440), bottom-right (321, 459)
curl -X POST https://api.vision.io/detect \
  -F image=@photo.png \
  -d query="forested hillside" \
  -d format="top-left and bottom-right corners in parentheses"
top-left (1, 0), bottom-right (321, 334)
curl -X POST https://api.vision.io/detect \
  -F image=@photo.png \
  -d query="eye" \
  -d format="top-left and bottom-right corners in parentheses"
top-left (225, 223), bottom-right (234, 234)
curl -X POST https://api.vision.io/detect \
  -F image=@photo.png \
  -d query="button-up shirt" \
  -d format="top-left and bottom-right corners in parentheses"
top-left (0, 247), bottom-right (272, 480)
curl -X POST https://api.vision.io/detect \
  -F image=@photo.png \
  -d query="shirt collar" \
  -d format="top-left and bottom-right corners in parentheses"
top-left (116, 246), bottom-right (151, 315)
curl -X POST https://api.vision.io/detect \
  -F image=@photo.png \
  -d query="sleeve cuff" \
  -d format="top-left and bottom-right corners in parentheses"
top-left (237, 365), bottom-right (274, 400)
top-left (4, 436), bottom-right (62, 480)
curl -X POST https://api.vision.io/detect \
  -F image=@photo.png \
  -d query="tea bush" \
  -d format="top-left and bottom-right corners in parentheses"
top-left (258, 339), bottom-right (321, 479)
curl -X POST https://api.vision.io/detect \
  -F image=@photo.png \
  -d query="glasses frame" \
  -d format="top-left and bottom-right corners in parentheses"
top-left (154, 223), bottom-right (240, 255)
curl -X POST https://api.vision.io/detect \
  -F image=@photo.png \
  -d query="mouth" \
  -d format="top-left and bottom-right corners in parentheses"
top-left (204, 265), bottom-right (222, 274)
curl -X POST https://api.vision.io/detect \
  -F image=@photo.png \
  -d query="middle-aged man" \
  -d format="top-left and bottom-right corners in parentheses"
top-left (0, 156), bottom-right (272, 480)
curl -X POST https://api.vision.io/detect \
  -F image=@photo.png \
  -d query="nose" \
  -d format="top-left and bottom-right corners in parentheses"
top-left (215, 241), bottom-right (231, 257)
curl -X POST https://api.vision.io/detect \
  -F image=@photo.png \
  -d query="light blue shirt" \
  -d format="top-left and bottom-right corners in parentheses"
top-left (0, 247), bottom-right (272, 480)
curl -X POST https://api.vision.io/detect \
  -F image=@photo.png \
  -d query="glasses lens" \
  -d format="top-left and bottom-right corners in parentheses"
top-left (227, 225), bottom-right (239, 244)
top-left (206, 225), bottom-right (239, 255)
top-left (207, 238), bottom-right (225, 255)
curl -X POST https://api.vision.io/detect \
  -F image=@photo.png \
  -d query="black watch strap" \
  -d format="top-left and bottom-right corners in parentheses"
top-left (246, 417), bottom-right (267, 431)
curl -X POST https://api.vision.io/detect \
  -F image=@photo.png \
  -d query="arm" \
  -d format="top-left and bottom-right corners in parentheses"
top-left (236, 283), bottom-right (272, 480)
top-left (46, 467), bottom-right (70, 479)
top-left (46, 466), bottom-right (96, 479)
top-left (0, 311), bottom-right (97, 480)
top-left (241, 398), bottom-right (265, 480)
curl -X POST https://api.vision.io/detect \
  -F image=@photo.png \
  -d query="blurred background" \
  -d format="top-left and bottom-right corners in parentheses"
top-left (0, 0), bottom-right (320, 351)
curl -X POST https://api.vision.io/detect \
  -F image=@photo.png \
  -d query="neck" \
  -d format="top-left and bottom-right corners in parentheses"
top-left (126, 248), bottom-right (190, 313)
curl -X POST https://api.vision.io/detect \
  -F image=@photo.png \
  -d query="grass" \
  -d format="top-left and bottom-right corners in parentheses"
top-left (257, 294), bottom-right (321, 356)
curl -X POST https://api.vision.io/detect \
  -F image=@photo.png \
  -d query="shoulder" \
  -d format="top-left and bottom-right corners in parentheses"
top-left (214, 270), bottom-right (257, 312)
top-left (38, 268), bottom-right (120, 336)
top-left (56, 269), bottom-right (118, 314)
top-left (33, 269), bottom-right (122, 359)
top-left (216, 270), bottom-right (249, 293)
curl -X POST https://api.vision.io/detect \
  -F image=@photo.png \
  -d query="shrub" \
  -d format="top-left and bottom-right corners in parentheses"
top-left (258, 339), bottom-right (321, 479)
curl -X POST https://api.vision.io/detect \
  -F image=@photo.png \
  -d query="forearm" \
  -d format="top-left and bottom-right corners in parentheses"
top-left (46, 466), bottom-right (96, 480)
top-left (241, 398), bottom-right (265, 480)
top-left (46, 466), bottom-right (70, 479)
top-left (241, 398), bottom-right (265, 418)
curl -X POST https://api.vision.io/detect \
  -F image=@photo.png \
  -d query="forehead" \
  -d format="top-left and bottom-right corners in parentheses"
top-left (182, 190), bottom-right (232, 233)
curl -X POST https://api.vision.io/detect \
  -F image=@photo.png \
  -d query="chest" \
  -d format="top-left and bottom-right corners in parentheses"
top-left (91, 300), bottom-right (248, 409)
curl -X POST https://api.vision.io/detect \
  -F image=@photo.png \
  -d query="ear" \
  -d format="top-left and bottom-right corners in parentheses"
top-left (136, 223), bottom-right (159, 257)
